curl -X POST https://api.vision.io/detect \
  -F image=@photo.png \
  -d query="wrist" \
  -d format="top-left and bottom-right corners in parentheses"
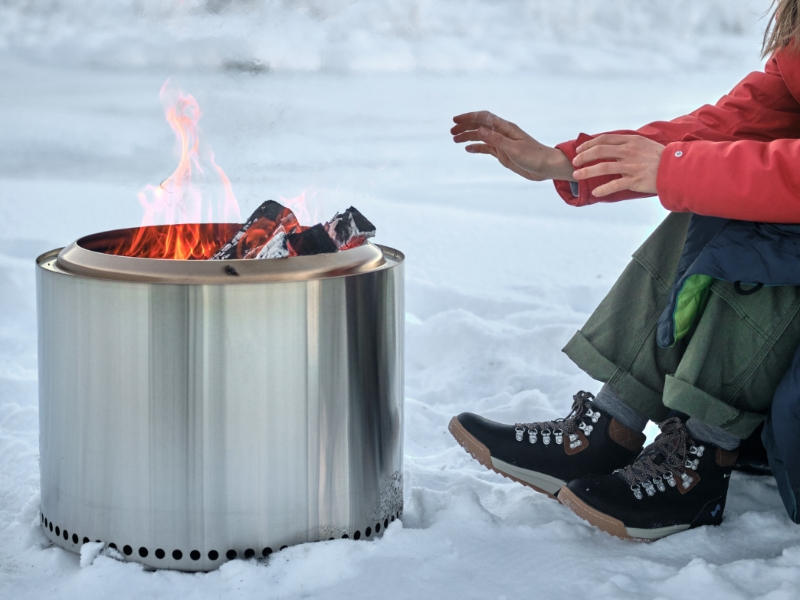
top-left (543, 147), bottom-right (576, 181)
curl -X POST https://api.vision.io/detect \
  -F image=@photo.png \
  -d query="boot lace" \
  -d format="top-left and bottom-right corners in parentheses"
top-left (616, 417), bottom-right (706, 499)
top-left (514, 391), bottom-right (601, 449)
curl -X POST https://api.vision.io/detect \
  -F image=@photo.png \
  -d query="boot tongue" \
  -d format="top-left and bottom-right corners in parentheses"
top-left (519, 391), bottom-right (594, 435)
top-left (618, 420), bottom-right (691, 488)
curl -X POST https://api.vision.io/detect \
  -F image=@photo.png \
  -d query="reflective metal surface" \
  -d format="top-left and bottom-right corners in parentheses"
top-left (57, 225), bottom-right (385, 284)
top-left (36, 244), bottom-right (404, 571)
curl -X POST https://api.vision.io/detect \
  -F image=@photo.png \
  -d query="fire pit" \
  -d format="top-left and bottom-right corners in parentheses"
top-left (36, 223), bottom-right (404, 572)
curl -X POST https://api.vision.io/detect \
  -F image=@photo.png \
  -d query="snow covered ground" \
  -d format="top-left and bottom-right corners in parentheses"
top-left (4, 1), bottom-right (800, 598)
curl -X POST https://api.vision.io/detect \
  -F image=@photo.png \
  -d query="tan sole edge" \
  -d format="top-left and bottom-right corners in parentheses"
top-left (558, 487), bottom-right (650, 542)
top-left (448, 416), bottom-right (558, 500)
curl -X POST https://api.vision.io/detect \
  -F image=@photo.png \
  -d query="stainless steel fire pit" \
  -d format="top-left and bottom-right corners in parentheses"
top-left (36, 225), bottom-right (404, 572)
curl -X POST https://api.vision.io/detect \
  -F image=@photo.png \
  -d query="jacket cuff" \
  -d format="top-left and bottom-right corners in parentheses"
top-left (554, 133), bottom-right (654, 206)
top-left (553, 134), bottom-right (590, 206)
top-left (553, 177), bottom-right (580, 205)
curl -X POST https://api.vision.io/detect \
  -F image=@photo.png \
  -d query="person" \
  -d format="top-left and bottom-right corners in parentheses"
top-left (447, 1), bottom-right (800, 541)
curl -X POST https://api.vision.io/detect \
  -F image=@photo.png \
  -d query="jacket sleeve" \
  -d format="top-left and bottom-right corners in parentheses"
top-left (657, 138), bottom-right (800, 223)
top-left (554, 51), bottom-right (800, 213)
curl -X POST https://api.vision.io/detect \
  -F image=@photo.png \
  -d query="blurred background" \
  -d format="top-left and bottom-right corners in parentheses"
top-left (0, 0), bottom-right (769, 72)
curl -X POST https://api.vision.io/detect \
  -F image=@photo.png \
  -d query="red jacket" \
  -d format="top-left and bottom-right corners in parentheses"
top-left (554, 49), bottom-right (800, 223)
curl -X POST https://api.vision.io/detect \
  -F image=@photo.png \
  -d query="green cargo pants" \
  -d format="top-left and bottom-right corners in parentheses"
top-left (563, 212), bottom-right (800, 439)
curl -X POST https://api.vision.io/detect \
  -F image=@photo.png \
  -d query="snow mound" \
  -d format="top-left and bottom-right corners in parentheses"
top-left (80, 541), bottom-right (104, 567)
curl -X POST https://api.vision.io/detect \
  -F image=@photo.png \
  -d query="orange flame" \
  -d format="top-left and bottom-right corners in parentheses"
top-left (125, 79), bottom-right (241, 259)
top-left (280, 190), bottom-right (319, 227)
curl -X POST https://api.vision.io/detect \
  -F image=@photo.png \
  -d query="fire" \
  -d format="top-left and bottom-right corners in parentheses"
top-left (280, 191), bottom-right (318, 226)
top-left (123, 79), bottom-right (241, 260)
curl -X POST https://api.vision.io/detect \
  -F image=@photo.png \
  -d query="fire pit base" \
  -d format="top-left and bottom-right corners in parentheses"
top-left (39, 472), bottom-right (402, 570)
top-left (36, 240), bottom-right (404, 572)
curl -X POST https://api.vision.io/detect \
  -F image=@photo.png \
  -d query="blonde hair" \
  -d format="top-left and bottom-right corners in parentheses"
top-left (763, 0), bottom-right (800, 56)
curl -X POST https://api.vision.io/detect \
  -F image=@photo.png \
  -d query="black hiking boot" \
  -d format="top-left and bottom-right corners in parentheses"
top-left (448, 391), bottom-right (646, 498)
top-left (559, 417), bottom-right (738, 541)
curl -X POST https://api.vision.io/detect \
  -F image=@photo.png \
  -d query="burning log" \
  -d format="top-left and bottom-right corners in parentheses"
top-left (210, 200), bottom-right (300, 260)
top-left (252, 227), bottom-right (290, 259)
top-left (325, 207), bottom-right (376, 250)
top-left (287, 224), bottom-right (338, 256)
top-left (211, 201), bottom-right (376, 260)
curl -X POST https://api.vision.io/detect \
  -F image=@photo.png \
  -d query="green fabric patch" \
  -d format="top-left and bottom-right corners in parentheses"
top-left (672, 274), bottom-right (714, 343)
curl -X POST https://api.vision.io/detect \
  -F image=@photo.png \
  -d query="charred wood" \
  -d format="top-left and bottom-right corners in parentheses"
top-left (211, 200), bottom-right (299, 260)
top-left (211, 201), bottom-right (375, 260)
top-left (325, 207), bottom-right (376, 250)
top-left (286, 224), bottom-right (338, 256)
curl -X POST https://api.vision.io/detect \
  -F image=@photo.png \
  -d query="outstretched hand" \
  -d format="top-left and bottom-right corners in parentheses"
top-left (451, 111), bottom-right (574, 181)
top-left (573, 134), bottom-right (665, 197)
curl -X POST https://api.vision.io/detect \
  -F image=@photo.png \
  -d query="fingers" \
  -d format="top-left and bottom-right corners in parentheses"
top-left (576, 134), bottom-right (634, 153)
top-left (451, 122), bottom-right (481, 136)
top-left (451, 111), bottom-right (521, 139)
top-left (573, 144), bottom-right (627, 167)
top-left (591, 178), bottom-right (631, 197)
top-left (572, 135), bottom-right (663, 196)
top-left (452, 130), bottom-right (485, 144)
top-left (464, 144), bottom-right (496, 155)
top-left (453, 110), bottom-right (497, 125)
top-left (573, 161), bottom-right (624, 180)
top-left (453, 126), bottom-right (511, 151)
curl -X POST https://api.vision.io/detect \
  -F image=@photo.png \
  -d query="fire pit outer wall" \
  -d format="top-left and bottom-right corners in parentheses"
top-left (36, 226), bottom-right (404, 571)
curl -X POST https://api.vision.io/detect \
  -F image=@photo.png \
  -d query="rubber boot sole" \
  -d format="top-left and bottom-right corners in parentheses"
top-left (558, 487), bottom-right (691, 541)
top-left (448, 416), bottom-right (564, 499)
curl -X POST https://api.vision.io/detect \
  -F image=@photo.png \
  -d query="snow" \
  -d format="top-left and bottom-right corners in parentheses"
top-left (79, 543), bottom-right (103, 568)
top-left (3, 1), bottom-right (800, 598)
top-left (0, 0), bottom-right (772, 74)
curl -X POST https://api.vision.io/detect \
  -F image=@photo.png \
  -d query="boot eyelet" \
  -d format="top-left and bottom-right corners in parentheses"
top-left (554, 428), bottom-right (563, 445)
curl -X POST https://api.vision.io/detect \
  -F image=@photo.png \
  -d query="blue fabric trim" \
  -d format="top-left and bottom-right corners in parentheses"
top-left (569, 181), bottom-right (579, 197)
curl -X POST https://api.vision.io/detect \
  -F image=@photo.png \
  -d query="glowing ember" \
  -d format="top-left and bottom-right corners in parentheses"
top-left (211, 200), bottom-right (305, 260)
top-left (211, 201), bottom-right (375, 261)
top-left (123, 79), bottom-right (241, 260)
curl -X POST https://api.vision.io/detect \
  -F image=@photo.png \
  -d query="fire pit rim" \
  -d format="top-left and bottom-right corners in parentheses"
top-left (38, 226), bottom-right (399, 285)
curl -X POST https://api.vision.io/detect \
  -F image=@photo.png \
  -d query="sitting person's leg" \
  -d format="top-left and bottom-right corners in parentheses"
top-left (451, 210), bottom-right (800, 539)
top-left (450, 213), bottom-right (692, 497)
top-left (562, 212), bottom-right (698, 429)
top-left (562, 270), bottom-right (800, 539)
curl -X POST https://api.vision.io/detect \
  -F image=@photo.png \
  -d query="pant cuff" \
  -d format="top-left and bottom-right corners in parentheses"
top-left (562, 331), bottom-right (669, 423)
top-left (662, 375), bottom-right (764, 439)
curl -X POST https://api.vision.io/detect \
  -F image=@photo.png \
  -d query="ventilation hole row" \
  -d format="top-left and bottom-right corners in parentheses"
top-left (42, 514), bottom-right (98, 549)
top-left (41, 511), bottom-right (401, 561)
top-left (341, 512), bottom-right (401, 542)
